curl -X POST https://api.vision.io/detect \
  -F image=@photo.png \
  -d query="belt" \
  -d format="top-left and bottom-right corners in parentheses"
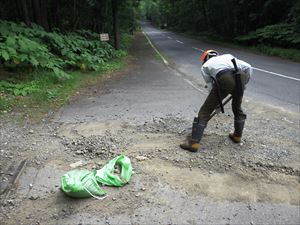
top-left (216, 69), bottom-right (234, 79)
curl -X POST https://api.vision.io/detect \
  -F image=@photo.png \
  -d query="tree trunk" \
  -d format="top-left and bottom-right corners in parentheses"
top-left (50, 0), bottom-right (60, 29)
top-left (201, 0), bottom-right (209, 30)
top-left (40, 0), bottom-right (49, 31)
top-left (112, 0), bottom-right (120, 50)
top-left (72, 0), bottom-right (77, 30)
top-left (32, 0), bottom-right (42, 26)
top-left (19, 0), bottom-right (31, 25)
top-left (104, 0), bottom-right (110, 32)
top-left (15, 0), bottom-right (23, 21)
top-left (31, 0), bottom-right (49, 30)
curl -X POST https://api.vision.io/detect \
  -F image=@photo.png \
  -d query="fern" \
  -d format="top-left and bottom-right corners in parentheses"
top-left (0, 21), bottom-right (127, 77)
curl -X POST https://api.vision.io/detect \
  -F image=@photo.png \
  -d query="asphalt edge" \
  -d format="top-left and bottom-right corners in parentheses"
top-left (142, 31), bottom-right (207, 95)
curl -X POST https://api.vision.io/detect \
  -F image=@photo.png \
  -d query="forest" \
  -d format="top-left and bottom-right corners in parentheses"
top-left (140, 0), bottom-right (300, 49)
top-left (0, 0), bottom-right (299, 76)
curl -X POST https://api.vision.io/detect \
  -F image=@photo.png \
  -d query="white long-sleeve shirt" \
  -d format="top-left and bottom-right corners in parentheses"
top-left (201, 54), bottom-right (253, 90)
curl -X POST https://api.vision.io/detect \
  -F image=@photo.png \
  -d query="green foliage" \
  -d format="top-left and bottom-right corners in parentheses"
top-left (120, 33), bottom-right (133, 50)
top-left (0, 57), bottom-right (126, 119)
top-left (254, 45), bottom-right (300, 62)
top-left (140, 0), bottom-right (161, 25)
top-left (0, 80), bottom-right (39, 96)
top-left (236, 23), bottom-right (300, 48)
top-left (0, 21), bottom-right (127, 78)
top-left (0, 95), bottom-right (9, 111)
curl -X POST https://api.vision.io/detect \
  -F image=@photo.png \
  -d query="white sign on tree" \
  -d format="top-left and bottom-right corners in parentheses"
top-left (100, 33), bottom-right (109, 41)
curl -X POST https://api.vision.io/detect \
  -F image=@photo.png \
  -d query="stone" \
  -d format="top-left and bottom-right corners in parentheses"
top-left (136, 156), bottom-right (148, 161)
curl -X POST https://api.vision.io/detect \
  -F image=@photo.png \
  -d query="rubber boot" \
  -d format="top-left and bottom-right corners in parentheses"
top-left (229, 120), bottom-right (245, 143)
top-left (180, 118), bottom-right (207, 152)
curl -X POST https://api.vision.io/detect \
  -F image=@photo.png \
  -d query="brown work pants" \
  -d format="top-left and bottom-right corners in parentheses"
top-left (198, 72), bottom-right (250, 122)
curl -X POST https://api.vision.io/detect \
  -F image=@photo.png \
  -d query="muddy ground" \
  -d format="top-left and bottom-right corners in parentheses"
top-left (0, 33), bottom-right (299, 225)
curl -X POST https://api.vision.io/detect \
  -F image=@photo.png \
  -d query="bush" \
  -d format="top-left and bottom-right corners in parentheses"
top-left (236, 23), bottom-right (300, 48)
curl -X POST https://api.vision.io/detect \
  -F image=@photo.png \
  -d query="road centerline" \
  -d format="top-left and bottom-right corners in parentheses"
top-left (176, 40), bottom-right (184, 44)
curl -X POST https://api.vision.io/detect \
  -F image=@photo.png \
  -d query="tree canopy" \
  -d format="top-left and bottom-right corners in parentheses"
top-left (0, 0), bottom-right (140, 33)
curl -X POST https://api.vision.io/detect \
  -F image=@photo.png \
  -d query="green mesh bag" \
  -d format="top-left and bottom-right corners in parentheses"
top-left (95, 155), bottom-right (132, 187)
top-left (61, 169), bottom-right (106, 198)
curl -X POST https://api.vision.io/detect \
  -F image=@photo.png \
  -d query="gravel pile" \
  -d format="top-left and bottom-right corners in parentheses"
top-left (63, 131), bottom-right (130, 160)
top-left (135, 116), bottom-right (190, 134)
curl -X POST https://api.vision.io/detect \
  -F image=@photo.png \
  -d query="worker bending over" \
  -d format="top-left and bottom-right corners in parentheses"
top-left (180, 50), bottom-right (253, 152)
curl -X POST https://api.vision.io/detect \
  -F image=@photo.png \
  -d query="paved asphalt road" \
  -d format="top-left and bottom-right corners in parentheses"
top-left (142, 22), bottom-right (300, 113)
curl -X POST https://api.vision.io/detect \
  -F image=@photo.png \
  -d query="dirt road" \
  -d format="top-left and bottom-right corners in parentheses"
top-left (0, 33), bottom-right (299, 225)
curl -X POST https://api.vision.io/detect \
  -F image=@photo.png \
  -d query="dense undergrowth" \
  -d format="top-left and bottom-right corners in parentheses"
top-left (0, 21), bottom-right (131, 119)
top-left (235, 23), bottom-right (300, 61)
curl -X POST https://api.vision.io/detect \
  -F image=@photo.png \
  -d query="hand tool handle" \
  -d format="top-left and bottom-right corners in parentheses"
top-left (208, 95), bottom-right (233, 121)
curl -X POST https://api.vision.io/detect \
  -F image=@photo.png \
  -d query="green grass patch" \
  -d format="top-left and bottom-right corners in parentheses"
top-left (0, 58), bottom-right (126, 122)
top-left (252, 45), bottom-right (300, 62)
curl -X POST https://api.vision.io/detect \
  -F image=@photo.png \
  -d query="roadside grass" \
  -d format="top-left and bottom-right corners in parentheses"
top-left (0, 59), bottom-right (126, 122)
top-left (253, 45), bottom-right (300, 61)
top-left (176, 30), bottom-right (300, 62)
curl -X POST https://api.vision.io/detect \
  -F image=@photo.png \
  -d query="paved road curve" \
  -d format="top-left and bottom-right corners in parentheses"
top-left (142, 22), bottom-right (300, 113)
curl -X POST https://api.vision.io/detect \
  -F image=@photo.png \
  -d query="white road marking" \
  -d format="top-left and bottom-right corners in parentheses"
top-left (183, 79), bottom-right (206, 94)
top-left (146, 31), bottom-right (168, 34)
top-left (253, 67), bottom-right (300, 82)
top-left (143, 31), bottom-right (207, 94)
top-left (176, 40), bottom-right (184, 44)
top-left (143, 31), bottom-right (169, 66)
top-left (167, 36), bottom-right (173, 39)
top-left (192, 47), bottom-right (204, 52)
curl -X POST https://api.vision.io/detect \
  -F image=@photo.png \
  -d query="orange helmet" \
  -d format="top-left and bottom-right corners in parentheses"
top-left (201, 50), bottom-right (219, 63)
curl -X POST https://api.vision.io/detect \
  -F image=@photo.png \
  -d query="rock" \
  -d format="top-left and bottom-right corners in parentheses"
top-left (136, 156), bottom-right (148, 161)
top-left (29, 130), bottom-right (34, 134)
top-left (29, 195), bottom-right (39, 200)
top-left (76, 150), bottom-right (83, 155)
top-left (70, 160), bottom-right (83, 168)
top-left (6, 199), bottom-right (14, 206)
